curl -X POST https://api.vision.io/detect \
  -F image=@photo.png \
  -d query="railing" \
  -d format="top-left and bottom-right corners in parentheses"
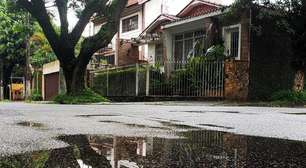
top-left (90, 59), bottom-right (224, 98)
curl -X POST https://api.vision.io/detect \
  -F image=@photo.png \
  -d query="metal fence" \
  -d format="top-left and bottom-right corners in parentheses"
top-left (150, 60), bottom-right (224, 97)
top-left (90, 60), bottom-right (224, 98)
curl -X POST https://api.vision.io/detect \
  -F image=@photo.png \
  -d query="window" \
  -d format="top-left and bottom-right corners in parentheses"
top-left (173, 30), bottom-right (206, 62)
top-left (155, 44), bottom-right (163, 63)
top-left (223, 24), bottom-right (241, 59)
top-left (103, 55), bottom-right (115, 65)
top-left (122, 15), bottom-right (138, 33)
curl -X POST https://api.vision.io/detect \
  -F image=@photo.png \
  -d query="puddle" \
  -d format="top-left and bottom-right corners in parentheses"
top-left (199, 124), bottom-right (234, 130)
top-left (17, 121), bottom-right (45, 128)
top-left (100, 121), bottom-right (169, 130)
top-left (100, 120), bottom-right (123, 124)
top-left (1, 130), bottom-right (306, 167)
top-left (159, 121), bottom-right (200, 129)
top-left (76, 114), bottom-right (121, 118)
top-left (170, 110), bottom-right (241, 114)
top-left (284, 113), bottom-right (306, 115)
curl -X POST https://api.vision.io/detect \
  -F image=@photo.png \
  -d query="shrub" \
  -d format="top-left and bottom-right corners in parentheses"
top-left (270, 90), bottom-right (306, 106)
top-left (54, 89), bottom-right (108, 104)
top-left (30, 91), bottom-right (43, 101)
top-left (92, 67), bottom-right (146, 96)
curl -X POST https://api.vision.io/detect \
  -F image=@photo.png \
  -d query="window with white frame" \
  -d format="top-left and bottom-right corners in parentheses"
top-left (223, 24), bottom-right (241, 59)
top-left (173, 30), bottom-right (206, 62)
top-left (122, 15), bottom-right (139, 33)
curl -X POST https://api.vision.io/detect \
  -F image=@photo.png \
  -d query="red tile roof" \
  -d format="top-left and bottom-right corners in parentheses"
top-left (127, 0), bottom-right (138, 6)
top-left (177, 0), bottom-right (223, 18)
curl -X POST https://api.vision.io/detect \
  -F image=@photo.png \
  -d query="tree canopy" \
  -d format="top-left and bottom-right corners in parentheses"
top-left (30, 23), bottom-right (57, 68)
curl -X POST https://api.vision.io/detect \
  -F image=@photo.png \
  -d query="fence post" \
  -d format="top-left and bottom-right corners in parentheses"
top-left (145, 63), bottom-right (150, 96)
top-left (0, 85), bottom-right (3, 101)
top-left (106, 67), bottom-right (109, 97)
top-left (135, 63), bottom-right (139, 96)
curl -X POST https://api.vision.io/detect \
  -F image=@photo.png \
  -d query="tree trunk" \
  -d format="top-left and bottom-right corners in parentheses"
top-left (293, 69), bottom-right (305, 92)
top-left (63, 64), bottom-right (87, 95)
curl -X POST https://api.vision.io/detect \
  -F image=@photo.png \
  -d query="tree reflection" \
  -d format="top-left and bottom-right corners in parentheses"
top-left (1, 131), bottom-right (306, 168)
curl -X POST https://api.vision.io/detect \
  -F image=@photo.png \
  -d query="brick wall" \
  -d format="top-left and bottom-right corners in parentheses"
top-left (117, 42), bottom-right (139, 66)
top-left (224, 59), bottom-right (249, 101)
top-left (240, 12), bottom-right (251, 61)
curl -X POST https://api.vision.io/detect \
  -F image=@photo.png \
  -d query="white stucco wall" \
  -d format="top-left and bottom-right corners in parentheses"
top-left (144, 0), bottom-right (163, 27)
top-left (43, 60), bottom-right (60, 75)
top-left (147, 44), bottom-right (156, 63)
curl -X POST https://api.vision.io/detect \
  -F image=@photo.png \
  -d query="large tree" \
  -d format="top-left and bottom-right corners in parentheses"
top-left (0, 0), bottom-right (30, 99)
top-left (16, 0), bottom-right (128, 95)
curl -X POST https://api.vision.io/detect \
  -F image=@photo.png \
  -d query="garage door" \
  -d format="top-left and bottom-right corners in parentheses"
top-left (44, 72), bottom-right (59, 101)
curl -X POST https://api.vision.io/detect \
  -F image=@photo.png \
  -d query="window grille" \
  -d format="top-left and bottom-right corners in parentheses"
top-left (122, 15), bottom-right (139, 33)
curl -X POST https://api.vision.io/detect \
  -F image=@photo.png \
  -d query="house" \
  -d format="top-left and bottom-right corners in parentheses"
top-left (89, 0), bottom-right (189, 68)
top-left (90, 0), bottom-right (294, 100)
top-left (136, 0), bottom-right (227, 63)
top-left (135, 0), bottom-right (251, 99)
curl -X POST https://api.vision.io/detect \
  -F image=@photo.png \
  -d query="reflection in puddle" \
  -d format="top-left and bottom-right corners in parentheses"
top-left (1, 130), bottom-right (306, 168)
top-left (100, 121), bottom-right (170, 130)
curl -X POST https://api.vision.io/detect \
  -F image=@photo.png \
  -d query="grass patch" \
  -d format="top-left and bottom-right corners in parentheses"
top-left (270, 90), bottom-right (306, 107)
top-left (54, 89), bottom-right (109, 104)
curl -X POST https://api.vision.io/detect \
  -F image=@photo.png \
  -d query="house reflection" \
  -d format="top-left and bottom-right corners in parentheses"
top-left (1, 130), bottom-right (306, 168)
top-left (86, 130), bottom-right (306, 168)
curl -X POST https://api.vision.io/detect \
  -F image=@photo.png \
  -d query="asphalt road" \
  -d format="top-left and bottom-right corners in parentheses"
top-left (0, 102), bottom-right (306, 156)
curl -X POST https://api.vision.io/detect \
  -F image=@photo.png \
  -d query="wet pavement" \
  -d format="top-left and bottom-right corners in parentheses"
top-left (1, 130), bottom-right (306, 168)
top-left (0, 102), bottom-right (306, 167)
